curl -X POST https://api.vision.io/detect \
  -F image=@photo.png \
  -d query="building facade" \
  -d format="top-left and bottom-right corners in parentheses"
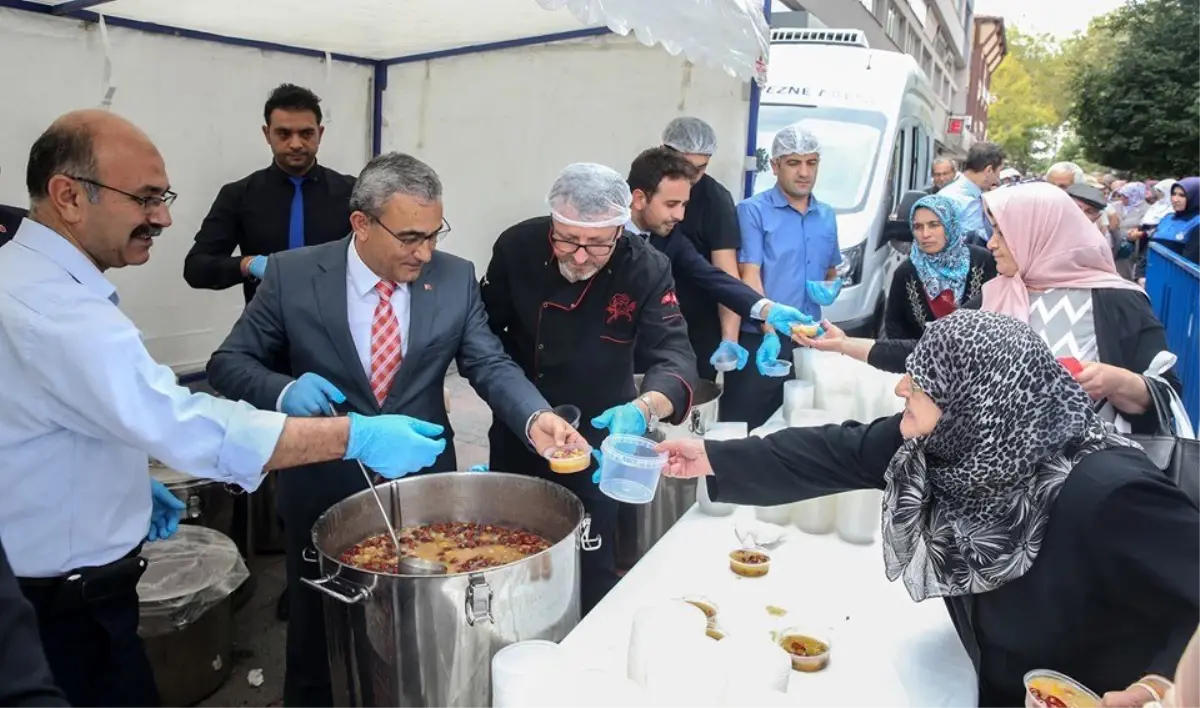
top-left (770, 0), bottom-right (975, 158)
top-left (961, 15), bottom-right (1007, 145)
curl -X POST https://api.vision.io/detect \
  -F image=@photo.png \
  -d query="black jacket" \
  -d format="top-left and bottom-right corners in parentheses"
top-left (480, 216), bottom-right (698, 474)
top-left (869, 288), bottom-right (1182, 435)
top-left (704, 416), bottom-right (1199, 707)
top-left (0, 541), bottom-right (68, 707)
top-left (0, 204), bottom-right (27, 247)
top-left (183, 162), bottom-right (356, 303)
top-left (884, 246), bottom-right (996, 340)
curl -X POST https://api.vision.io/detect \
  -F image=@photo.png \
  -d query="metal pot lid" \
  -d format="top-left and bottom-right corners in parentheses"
top-left (137, 525), bottom-right (244, 606)
top-left (148, 459), bottom-right (210, 490)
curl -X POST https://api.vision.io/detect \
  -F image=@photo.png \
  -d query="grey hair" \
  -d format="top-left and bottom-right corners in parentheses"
top-left (350, 152), bottom-right (442, 215)
top-left (932, 157), bottom-right (956, 170)
top-left (1045, 161), bottom-right (1084, 183)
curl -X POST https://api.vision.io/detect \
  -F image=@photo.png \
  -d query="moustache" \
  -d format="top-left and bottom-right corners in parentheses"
top-left (132, 225), bottom-right (163, 240)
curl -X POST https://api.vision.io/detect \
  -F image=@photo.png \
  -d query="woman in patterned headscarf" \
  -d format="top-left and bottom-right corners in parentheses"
top-left (656, 309), bottom-right (1199, 708)
top-left (883, 194), bottom-right (996, 339)
top-left (1112, 181), bottom-right (1151, 277)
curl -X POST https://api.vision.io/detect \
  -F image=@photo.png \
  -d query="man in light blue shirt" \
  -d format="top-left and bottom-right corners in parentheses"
top-left (721, 126), bottom-right (841, 429)
top-left (0, 110), bottom-right (446, 708)
top-left (937, 141), bottom-right (1005, 247)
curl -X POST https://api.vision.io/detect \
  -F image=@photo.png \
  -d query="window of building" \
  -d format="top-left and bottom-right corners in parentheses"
top-left (921, 49), bottom-right (933, 77)
top-left (874, 0), bottom-right (886, 18)
top-left (885, 3), bottom-right (899, 41)
top-left (907, 28), bottom-right (920, 56)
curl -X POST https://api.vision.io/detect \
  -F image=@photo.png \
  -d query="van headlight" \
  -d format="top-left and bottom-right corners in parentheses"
top-left (836, 243), bottom-right (864, 285)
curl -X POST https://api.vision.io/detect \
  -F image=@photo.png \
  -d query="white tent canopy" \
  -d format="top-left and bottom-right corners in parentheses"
top-left (0, 0), bottom-right (767, 371)
top-left (14, 0), bottom-right (769, 80)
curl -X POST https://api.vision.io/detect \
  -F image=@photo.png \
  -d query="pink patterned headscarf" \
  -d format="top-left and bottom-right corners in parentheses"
top-left (981, 182), bottom-right (1143, 322)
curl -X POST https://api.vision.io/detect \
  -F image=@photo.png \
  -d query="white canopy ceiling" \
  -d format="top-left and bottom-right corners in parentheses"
top-left (19, 0), bottom-right (769, 80)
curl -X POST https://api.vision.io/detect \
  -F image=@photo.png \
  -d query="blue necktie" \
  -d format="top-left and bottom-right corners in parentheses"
top-left (287, 176), bottom-right (306, 250)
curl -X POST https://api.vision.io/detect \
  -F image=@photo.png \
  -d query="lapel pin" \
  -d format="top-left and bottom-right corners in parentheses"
top-left (424, 283), bottom-right (433, 291)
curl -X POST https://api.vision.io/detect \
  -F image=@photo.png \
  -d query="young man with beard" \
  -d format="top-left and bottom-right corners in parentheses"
top-left (183, 83), bottom-right (356, 304)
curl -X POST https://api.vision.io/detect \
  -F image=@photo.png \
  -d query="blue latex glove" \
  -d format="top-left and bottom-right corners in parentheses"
top-left (755, 331), bottom-right (783, 376)
top-left (147, 479), bottom-right (186, 542)
top-left (805, 278), bottom-right (843, 306)
top-left (763, 302), bottom-right (816, 335)
top-left (591, 403), bottom-right (648, 437)
top-left (282, 373), bottom-right (346, 416)
top-left (468, 464), bottom-right (489, 472)
top-left (589, 403), bottom-right (648, 483)
top-left (345, 412), bottom-right (447, 479)
top-left (247, 255), bottom-right (268, 280)
top-left (709, 340), bottom-right (749, 372)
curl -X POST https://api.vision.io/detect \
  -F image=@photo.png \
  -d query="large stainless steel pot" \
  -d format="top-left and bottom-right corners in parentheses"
top-left (616, 376), bottom-right (721, 569)
top-left (304, 472), bottom-right (599, 707)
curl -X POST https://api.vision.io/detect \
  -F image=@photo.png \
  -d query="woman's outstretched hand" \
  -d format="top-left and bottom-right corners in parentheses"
top-left (792, 319), bottom-right (845, 352)
top-left (655, 439), bottom-right (714, 479)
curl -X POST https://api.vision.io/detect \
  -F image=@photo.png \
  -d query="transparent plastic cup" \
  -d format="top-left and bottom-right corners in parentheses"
top-left (711, 348), bottom-right (740, 372)
top-left (1023, 669), bottom-right (1101, 708)
top-left (760, 359), bottom-right (793, 378)
top-left (598, 435), bottom-right (667, 504)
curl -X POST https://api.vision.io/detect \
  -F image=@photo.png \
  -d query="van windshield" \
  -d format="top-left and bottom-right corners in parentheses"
top-left (753, 104), bottom-right (887, 214)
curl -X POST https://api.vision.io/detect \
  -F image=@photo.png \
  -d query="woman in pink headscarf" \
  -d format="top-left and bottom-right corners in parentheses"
top-left (797, 182), bottom-right (1181, 434)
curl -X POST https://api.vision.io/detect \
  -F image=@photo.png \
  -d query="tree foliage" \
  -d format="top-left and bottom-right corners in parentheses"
top-left (1069, 0), bottom-right (1200, 176)
top-left (988, 28), bottom-right (1067, 173)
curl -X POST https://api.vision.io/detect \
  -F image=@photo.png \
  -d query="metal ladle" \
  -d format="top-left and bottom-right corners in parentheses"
top-left (329, 403), bottom-right (446, 575)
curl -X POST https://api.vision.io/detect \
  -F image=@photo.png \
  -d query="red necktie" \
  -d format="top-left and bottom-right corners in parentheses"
top-left (370, 280), bottom-right (402, 405)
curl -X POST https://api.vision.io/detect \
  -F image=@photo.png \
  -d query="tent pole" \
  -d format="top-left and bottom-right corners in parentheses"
top-left (372, 62), bottom-right (388, 157)
top-left (51, 0), bottom-right (114, 14)
top-left (743, 0), bottom-right (772, 199)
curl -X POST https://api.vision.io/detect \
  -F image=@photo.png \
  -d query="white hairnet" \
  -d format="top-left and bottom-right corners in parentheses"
top-left (662, 117), bottom-right (717, 155)
top-left (546, 163), bottom-right (632, 228)
top-left (771, 126), bottom-right (821, 159)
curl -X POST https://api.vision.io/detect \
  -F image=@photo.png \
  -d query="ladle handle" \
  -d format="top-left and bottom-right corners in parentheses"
top-left (328, 403), bottom-right (404, 555)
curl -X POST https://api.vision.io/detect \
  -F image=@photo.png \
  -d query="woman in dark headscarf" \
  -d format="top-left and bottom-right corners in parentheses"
top-left (658, 310), bottom-right (1199, 707)
top-left (884, 194), bottom-right (995, 339)
top-left (1151, 177), bottom-right (1200, 263)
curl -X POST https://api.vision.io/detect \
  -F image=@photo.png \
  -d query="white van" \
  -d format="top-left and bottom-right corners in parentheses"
top-left (751, 29), bottom-right (939, 336)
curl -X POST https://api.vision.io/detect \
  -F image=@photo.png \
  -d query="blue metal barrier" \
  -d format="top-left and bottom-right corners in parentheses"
top-left (1144, 243), bottom-right (1199, 423)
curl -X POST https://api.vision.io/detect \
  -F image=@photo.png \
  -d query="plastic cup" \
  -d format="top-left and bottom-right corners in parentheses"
top-left (491, 640), bottom-right (565, 707)
top-left (1023, 669), bottom-right (1101, 708)
top-left (711, 348), bottom-right (740, 372)
top-left (545, 443), bottom-right (592, 474)
top-left (760, 359), bottom-right (793, 378)
top-left (598, 435), bottom-right (667, 504)
top-left (552, 404), bottom-right (582, 429)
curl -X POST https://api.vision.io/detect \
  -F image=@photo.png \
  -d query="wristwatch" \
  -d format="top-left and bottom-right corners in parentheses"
top-left (525, 408), bottom-right (552, 442)
top-left (637, 394), bottom-right (660, 431)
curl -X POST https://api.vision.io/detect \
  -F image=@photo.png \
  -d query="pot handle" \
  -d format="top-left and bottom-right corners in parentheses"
top-left (578, 516), bottom-right (602, 552)
top-left (301, 575), bottom-right (371, 604)
top-left (302, 547), bottom-right (319, 564)
top-left (464, 574), bottom-right (494, 626)
top-left (688, 407), bottom-right (705, 436)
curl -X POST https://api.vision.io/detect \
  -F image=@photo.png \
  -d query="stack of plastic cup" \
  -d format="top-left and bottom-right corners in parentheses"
top-left (491, 640), bottom-right (567, 708)
top-left (697, 422), bottom-right (747, 516)
top-left (628, 601), bottom-right (708, 686)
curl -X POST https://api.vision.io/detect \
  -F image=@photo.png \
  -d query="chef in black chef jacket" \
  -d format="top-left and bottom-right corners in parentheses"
top-left (661, 117), bottom-right (743, 381)
top-left (183, 83), bottom-right (356, 305)
top-left (480, 163), bottom-right (698, 613)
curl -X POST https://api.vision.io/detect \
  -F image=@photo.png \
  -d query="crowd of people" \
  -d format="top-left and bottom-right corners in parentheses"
top-left (0, 80), bottom-right (1195, 708)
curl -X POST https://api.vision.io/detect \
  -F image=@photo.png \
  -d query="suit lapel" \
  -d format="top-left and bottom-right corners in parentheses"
top-left (385, 260), bottom-right (437, 407)
top-left (314, 237), bottom-right (378, 411)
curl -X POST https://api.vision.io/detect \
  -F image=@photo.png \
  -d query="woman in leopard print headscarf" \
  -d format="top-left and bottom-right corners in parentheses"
top-left (656, 309), bottom-right (1199, 707)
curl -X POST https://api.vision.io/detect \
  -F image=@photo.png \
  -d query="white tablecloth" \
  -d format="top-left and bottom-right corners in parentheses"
top-left (559, 504), bottom-right (978, 707)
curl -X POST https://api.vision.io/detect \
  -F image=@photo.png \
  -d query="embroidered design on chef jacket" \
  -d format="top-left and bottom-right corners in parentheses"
top-left (605, 293), bottom-right (636, 324)
top-left (660, 289), bottom-right (679, 307)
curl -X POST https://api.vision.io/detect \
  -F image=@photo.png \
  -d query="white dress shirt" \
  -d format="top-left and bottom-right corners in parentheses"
top-left (0, 219), bottom-right (286, 578)
top-left (347, 237), bottom-right (410, 373)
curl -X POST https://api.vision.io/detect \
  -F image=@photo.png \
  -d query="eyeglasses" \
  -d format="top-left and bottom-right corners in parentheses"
top-left (372, 214), bottom-right (451, 248)
top-left (68, 176), bottom-right (177, 210)
top-left (549, 227), bottom-right (620, 256)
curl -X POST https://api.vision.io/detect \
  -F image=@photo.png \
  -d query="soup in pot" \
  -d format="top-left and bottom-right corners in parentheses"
top-left (339, 521), bottom-right (552, 574)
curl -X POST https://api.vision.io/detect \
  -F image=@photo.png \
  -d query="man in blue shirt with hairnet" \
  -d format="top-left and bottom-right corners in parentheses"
top-left (720, 126), bottom-right (840, 429)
